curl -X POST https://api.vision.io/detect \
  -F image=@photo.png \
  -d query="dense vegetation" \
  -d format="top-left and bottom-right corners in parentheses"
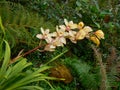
top-left (0, 0), bottom-right (120, 90)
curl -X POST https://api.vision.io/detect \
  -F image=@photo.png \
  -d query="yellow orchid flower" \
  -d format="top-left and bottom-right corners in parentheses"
top-left (83, 26), bottom-right (93, 33)
top-left (94, 30), bottom-right (104, 39)
top-left (76, 29), bottom-right (86, 40)
top-left (76, 26), bottom-right (92, 40)
top-left (78, 22), bottom-right (84, 29)
top-left (90, 36), bottom-right (100, 46)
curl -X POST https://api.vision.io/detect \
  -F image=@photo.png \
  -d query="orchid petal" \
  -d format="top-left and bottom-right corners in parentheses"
top-left (64, 19), bottom-right (68, 26)
top-left (76, 30), bottom-right (86, 40)
top-left (83, 26), bottom-right (93, 33)
top-left (78, 22), bottom-right (84, 29)
top-left (41, 27), bottom-right (44, 34)
top-left (95, 30), bottom-right (104, 39)
top-left (36, 34), bottom-right (43, 39)
top-left (90, 36), bottom-right (100, 46)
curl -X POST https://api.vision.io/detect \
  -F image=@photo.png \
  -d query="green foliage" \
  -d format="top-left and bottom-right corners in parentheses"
top-left (0, 0), bottom-right (120, 90)
top-left (17, 0), bottom-right (78, 24)
top-left (0, 47), bottom-right (54, 90)
top-left (76, 0), bottom-right (103, 27)
top-left (0, 17), bottom-right (5, 60)
top-left (64, 57), bottom-right (101, 89)
top-left (0, 39), bottom-right (56, 90)
top-left (0, 1), bottom-right (55, 50)
top-left (0, 17), bottom-right (58, 90)
top-left (76, 0), bottom-right (120, 48)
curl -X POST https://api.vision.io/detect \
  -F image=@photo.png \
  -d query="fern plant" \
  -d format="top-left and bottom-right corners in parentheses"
top-left (0, 1), bottom-right (55, 53)
top-left (64, 57), bottom-right (101, 90)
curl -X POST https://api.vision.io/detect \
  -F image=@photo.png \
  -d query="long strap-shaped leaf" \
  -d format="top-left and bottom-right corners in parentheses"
top-left (0, 16), bottom-right (5, 36)
top-left (0, 16), bottom-right (5, 60)
top-left (0, 40), bottom-right (10, 83)
top-left (6, 65), bottom-right (52, 90)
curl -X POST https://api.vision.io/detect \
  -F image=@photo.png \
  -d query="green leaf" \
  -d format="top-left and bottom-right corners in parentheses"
top-left (7, 58), bottom-right (32, 79)
top-left (6, 65), bottom-right (52, 90)
top-left (0, 16), bottom-right (5, 36)
top-left (0, 41), bottom-right (4, 61)
top-left (0, 40), bottom-right (10, 77)
top-left (18, 86), bottom-right (44, 90)
top-left (44, 49), bottom-right (68, 65)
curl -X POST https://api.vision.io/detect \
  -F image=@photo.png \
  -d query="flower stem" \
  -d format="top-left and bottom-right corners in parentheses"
top-left (10, 44), bottom-right (45, 64)
top-left (22, 45), bottom-right (45, 57)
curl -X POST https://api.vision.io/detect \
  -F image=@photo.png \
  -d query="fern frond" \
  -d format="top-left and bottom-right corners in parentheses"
top-left (0, 1), bottom-right (55, 50)
top-left (64, 58), bottom-right (101, 89)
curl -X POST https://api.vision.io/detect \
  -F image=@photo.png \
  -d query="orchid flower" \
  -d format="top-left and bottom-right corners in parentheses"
top-left (36, 19), bottom-right (105, 51)
top-left (78, 22), bottom-right (84, 29)
top-left (89, 30), bottom-right (104, 46)
top-left (59, 24), bottom-right (77, 43)
top-left (90, 36), bottom-right (100, 47)
top-left (36, 28), bottom-right (53, 43)
top-left (94, 30), bottom-right (104, 39)
top-left (64, 19), bottom-right (78, 31)
top-left (67, 30), bottom-right (77, 43)
top-left (44, 44), bottom-right (56, 51)
top-left (52, 37), bottom-right (66, 47)
top-left (76, 26), bottom-right (93, 40)
top-left (52, 26), bottom-right (67, 46)
top-left (56, 26), bottom-right (68, 37)
top-left (83, 26), bottom-right (93, 33)
top-left (76, 30), bottom-right (86, 40)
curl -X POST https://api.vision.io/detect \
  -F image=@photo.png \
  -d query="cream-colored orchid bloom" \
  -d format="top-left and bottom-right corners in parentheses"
top-left (59, 25), bottom-right (77, 38)
top-left (36, 28), bottom-right (53, 43)
top-left (90, 36), bottom-right (100, 47)
top-left (64, 19), bottom-right (78, 30)
top-left (68, 30), bottom-right (76, 37)
top-left (78, 22), bottom-right (84, 29)
top-left (56, 26), bottom-right (67, 37)
top-left (59, 25), bottom-right (66, 30)
top-left (69, 36), bottom-right (77, 43)
top-left (95, 30), bottom-right (104, 39)
top-left (66, 30), bottom-right (77, 43)
top-left (44, 44), bottom-right (56, 51)
top-left (52, 37), bottom-right (66, 47)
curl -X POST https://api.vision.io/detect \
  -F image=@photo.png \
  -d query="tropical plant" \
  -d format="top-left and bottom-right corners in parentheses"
top-left (0, 1), bottom-right (55, 57)
top-left (63, 57), bottom-right (101, 90)
top-left (1, 1), bottom-right (120, 90)
top-left (0, 17), bottom-right (63, 90)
